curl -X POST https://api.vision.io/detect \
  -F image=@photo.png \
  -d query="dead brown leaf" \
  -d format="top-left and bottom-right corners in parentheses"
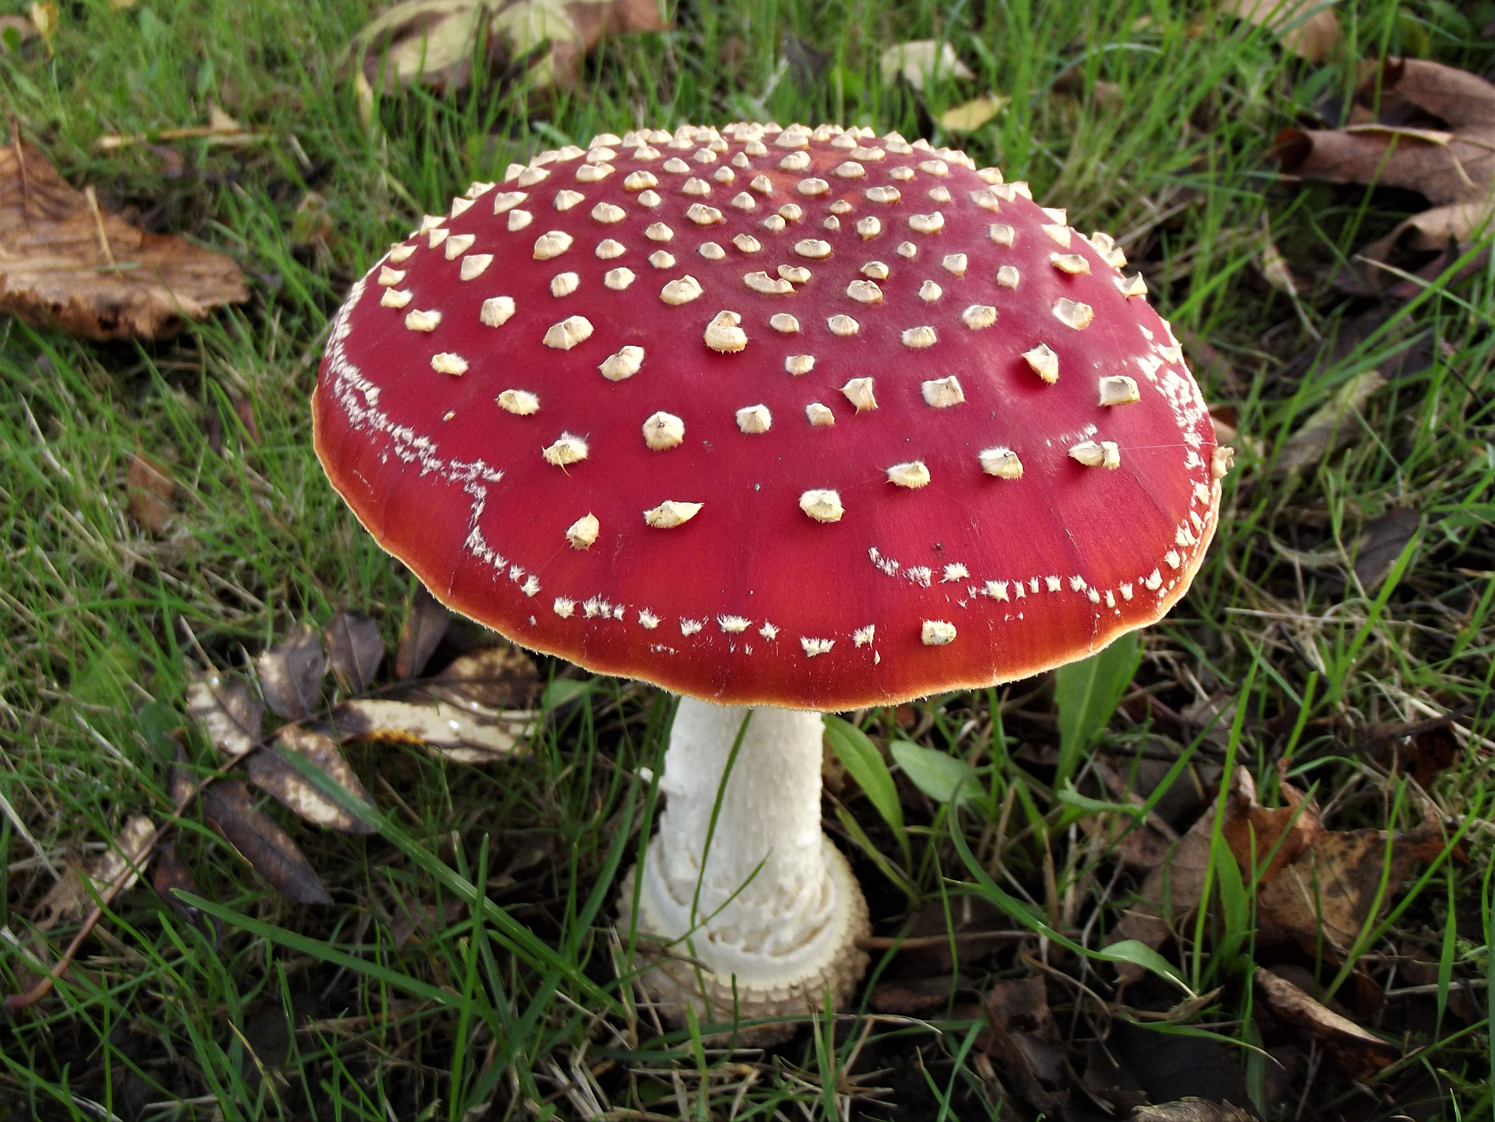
top-left (395, 585), bottom-right (449, 680)
top-left (1219, 767), bottom-right (1318, 882)
top-left (0, 137), bottom-right (248, 340)
top-left (939, 93), bottom-right (1009, 132)
top-left (1225, 0), bottom-right (1339, 62)
top-left (32, 815), bottom-right (155, 932)
top-left (1352, 506), bottom-right (1420, 590)
top-left (201, 779), bottom-right (333, 905)
top-left (1272, 369), bottom-right (1386, 478)
top-left (185, 672), bottom-right (263, 759)
top-left (1131, 1101), bottom-right (1256, 1122)
top-left (0, 14), bottom-right (36, 49)
top-left (1275, 59), bottom-right (1495, 280)
top-left (326, 609), bottom-right (384, 694)
top-left (331, 698), bottom-right (532, 764)
top-left (255, 623), bottom-right (327, 722)
top-left (350, 0), bottom-right (667, 97)
top-left (1256, 817), bottom-right (1445, 949)
top-left (1255, 967), bottom-right (1399, 1078)
top-left (246, 724), bottom-right (377, 834)
top-left (431, 645), bottom-right (539, 710)
top-left (125, 452), bottom-right (174, 533)
top-left (1111, 765), bottom-right (1450, 971)
top-left (153, 840), bottom-right (221, 943)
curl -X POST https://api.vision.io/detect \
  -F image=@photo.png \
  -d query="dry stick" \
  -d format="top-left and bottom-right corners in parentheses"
top-left (10, 117), bottom-right (29, 220)
top-left (83, 186), bottom-right (115, 266)
top-left (2, 779), bottom-right (211, 1011)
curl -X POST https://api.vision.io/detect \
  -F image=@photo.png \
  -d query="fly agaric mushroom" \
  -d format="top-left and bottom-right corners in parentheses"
top-left (313, 121), bottom-right (1230, 1034)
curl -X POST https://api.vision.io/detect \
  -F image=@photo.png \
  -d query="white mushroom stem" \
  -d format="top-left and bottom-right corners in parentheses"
top-left (624, 696), bottom-right (868, 1034)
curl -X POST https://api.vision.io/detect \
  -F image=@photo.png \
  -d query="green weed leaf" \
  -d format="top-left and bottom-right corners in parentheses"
top-left (823, 715), bottom-right (905, 844)
top-left (1055, 630), bottom-right (1140, 783)
top-left (890, 740), bottom-right (981, 809)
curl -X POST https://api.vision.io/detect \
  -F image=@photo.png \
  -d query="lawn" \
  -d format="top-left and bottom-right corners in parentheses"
top-left (2, 0), bottom-right (1494, 1119)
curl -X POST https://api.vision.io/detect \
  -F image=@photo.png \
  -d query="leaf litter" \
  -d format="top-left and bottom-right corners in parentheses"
top-left (347, 0), bottom-right (668, 99)
top-left (0, 133), bottom-right (247, 340)
top-left (1274, 58), bottom-right (1495, 285)
top-left (1111, 764), bottom-right (1450, 969)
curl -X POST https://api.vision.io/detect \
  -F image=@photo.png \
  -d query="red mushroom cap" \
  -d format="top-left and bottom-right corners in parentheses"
top-left (314, 122), bottom-right (1229, 710)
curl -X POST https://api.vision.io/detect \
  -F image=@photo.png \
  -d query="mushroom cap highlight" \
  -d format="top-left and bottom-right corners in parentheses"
top-left (314, 122), bottom-right (1227, 710)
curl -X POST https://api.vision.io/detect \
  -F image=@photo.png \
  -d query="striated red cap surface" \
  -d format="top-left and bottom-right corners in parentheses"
top-left (314, 122), bottom-right (1229, 710)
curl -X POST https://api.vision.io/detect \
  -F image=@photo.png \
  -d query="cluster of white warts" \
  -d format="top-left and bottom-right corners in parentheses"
top-left (342, 121), bottom-right (1219, 658)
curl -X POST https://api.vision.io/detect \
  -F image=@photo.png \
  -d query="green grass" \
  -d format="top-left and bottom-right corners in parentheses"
top-left (2, 0), bottom-right (1494, 1118)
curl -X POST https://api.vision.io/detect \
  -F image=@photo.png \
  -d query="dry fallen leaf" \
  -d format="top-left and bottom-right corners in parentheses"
top-left (878, 40), bottom-right (975, 91)
top-left (1275, 59), bottom-right (1495, 279)
top-left (1256, 814), bottom-right (1445, 950)
top-left (125, 451), bottom-right (174, 533)
top-left (325, 609), bottom-right (384, 694)
top-left (350, 0), bottom-right (667, 96)
top-left (431, 645), bottom-right (539, 710)
top-left (185, 672), bottom-right (264, 760)
top-left (255, 623), bottom-right (327, 722)
top-left (201, 779), bottom-right (333, 905)
top-left (939, 93), bottom-right (1008, 132)
top-left (32, 815), bottom-right (155, 932)
top-left (0, 138), bottom-right (248, 340)
top-left (1131, 1101), bottom-right (1255, 1122)
top-left (332, 697), bottom-right (532, 764)
top-left (1111, 765), bottom-right (1449, 970)
top-left (395, 585), bottom-right (450, 680)
top-left (1352, 506), bottom-right (1420, 590)
top-left (152, 840), bottom-right (220, 943)
top-left (1272, 368), bottom-right (1386, 477)
top-left (28, 2), bottom-right (55, 45)
top-left (1254, 967), bottom-right (1399, 1078)
top-left (1225, 0), bottom-right (1340, 63)
top-left (246, 724), bottom-right (377, 835)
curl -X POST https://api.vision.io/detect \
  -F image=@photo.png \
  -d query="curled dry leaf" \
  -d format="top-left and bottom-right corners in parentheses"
top-left (879, 40), bottom-right (975, 90)
top-left (1110, 765), bottom-right (1449, 972)
top-left (125, 452), bottom-right (175, 533)
top-left (332, 698), bottom-right (532, 764)
top-left (0, 139), bottom-right (248, 341)
top-left (201, 779), bottom-right (333, 905)
top-left (1254, 967), bottom-right (1399, 1079)
top-left (1224, 0), bottom-right (1340, 63)
top-left (350, 0), bottom-right (667, 96)
top-left (325, 609), bottom-right (384, 694)
top-left (1277, 60), bottom-right (1495, 209)
top-left (246, 724), bottom-right (377, 835)
top-left (1274, 59), bottom-right (1495, 278)
top-left (395, 584), bottom-right (450, 680)
top-left (185, 672), bottom-right (263, 759)
top-left (32, 815), bottom-right (155, 932)
top-left (255, 622), bottom-right (327, 721)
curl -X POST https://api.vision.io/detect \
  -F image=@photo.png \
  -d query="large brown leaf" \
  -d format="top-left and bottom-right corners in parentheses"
top-left (1275, 59), bottom-right (1495, 279)
top-left (1254, 967), bottom-right (1399, 1079)
top-left (0, 138), bottom-right (247, 340)
top-left (201, 779), bottom-right (333, 905)
top-left (246, 725), bottom-right (378, 834)
top-left (1277, 60), bottom-right (1495, 208)
top-left (1110, 766), bottom-right (1449, 968)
